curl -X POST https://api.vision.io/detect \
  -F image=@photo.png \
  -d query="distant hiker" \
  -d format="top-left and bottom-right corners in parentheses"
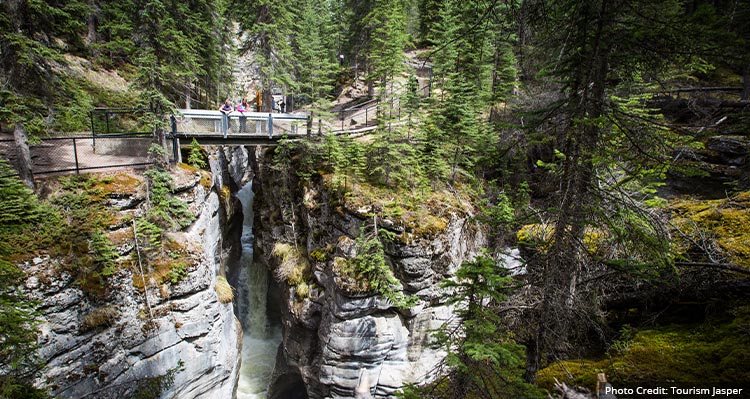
top-left (237, 98), bottom-right (248, 133)
top-left (255, 89), bottom-right (263, 112)
top-left (220, 99), bottom-right (233, 114)
top-left (219, 99), bottom-right (233, 135)
top-left (280, 99), bottom-right (286, 113)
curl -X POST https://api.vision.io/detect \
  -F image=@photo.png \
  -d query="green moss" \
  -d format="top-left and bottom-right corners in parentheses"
top-left (131, 237), bottom-right (194, 290)
top-left (670, 192), bottom-right (750, 268)
top-left (92, 173), bottom-right (143, 197)
top-left (309, 248), bottom-right (330, 262)
top-left (516, 224), bottom-right (607, 255)
top-left (322, 173), bottom-right (462, 238)
top-left (537, 311), bottom-right (750, 391)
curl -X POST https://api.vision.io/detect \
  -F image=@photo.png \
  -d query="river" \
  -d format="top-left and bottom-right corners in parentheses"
top-left (235, 183), bottom-right (282, 399)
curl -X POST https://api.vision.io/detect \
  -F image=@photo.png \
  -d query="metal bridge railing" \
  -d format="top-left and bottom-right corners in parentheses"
top-left (172, 110), bottom-right (310, 138)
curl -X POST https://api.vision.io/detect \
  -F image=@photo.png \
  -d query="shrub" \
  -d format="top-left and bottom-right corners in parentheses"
top-left (338, 227), bottom-right (415, 308)
top-left (168, 262), bottom-right (188, 284)
top-left (215, 276), bottom-right (233, 303)
top-left (272, 243), bottom-right (310, 285)
top-left (131, 360), bottom-right (184, 399)
top-left (187, 139), bottom-right (207, 169)
top-left (81, 306), bottom-right (119, 331)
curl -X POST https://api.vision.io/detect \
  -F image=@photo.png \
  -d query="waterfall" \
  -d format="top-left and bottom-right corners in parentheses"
top-left (235, 182), bottom-right (282, 399)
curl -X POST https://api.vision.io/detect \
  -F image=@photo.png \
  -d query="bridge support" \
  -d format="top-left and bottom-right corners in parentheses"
top-left (173, 136), bottom-right (181, 163)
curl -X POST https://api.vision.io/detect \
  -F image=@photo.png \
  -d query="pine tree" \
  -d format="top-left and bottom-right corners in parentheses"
top-left (405, 256), bottom-right (543, 398)
top-left (517, 0), bottom-right (694, 381)
top-left (365, 0), bottom-right (410, 98)
top-left (292, 0), bottom-right (339, 108)
top-left (234, 0), bottom-right (296, 108)
top-left (0, 161), bottom-right (44, 396)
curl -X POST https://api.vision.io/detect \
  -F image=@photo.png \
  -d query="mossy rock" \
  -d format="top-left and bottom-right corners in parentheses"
top-left (93, 173), bottom-right (143, 197)
top-left (516, 224), bottom-right (606, 254)
top-left (670, 191), bottom-right (750, 268)
top-left (537, 313), bottom-right (750, 391)
top-left (321, 172), bottom-right (470, 239)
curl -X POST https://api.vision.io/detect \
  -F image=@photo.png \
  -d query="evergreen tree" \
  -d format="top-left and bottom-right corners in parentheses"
top-left (365, 0), bottom-right (410, 98)
top-left (0, 161), bottom-right (44, 396)
top-left (404, 256), bottom-right (543, 398)
top-left (518, 0), bottom-right (695, 381)
top-left (292, 0), bottom-right (339, 108)
top-left (234, 0), bottom-right (296, 108)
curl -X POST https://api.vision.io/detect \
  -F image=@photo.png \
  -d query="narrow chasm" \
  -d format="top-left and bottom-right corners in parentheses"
top-left (234, 182), bottom-right (284, 399)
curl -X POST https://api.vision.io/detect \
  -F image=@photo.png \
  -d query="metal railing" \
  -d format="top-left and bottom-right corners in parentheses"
top-left (171, 109), bottom-right (310, 138)
top-left (90, 108), bottom-right (150, 136)
top-left (0, 133), bottom-right (177, 178)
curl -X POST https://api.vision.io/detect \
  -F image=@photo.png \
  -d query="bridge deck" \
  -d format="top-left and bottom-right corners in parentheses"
top-left (174, 132), bottom-right (309, 145)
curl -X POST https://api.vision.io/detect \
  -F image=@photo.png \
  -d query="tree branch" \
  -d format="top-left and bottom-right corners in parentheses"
top-left (674, 261), bottom-right (750, 276)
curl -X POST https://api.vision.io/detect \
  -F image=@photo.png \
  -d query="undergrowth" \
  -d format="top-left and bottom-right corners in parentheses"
top-left (537, 306), bottom-right (750, 390)
top-left (334, 226), bottom-right (416, 308)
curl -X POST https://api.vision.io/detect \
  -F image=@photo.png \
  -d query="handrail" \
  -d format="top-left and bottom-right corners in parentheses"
top-left (175, 109), bottom-right (309, 120)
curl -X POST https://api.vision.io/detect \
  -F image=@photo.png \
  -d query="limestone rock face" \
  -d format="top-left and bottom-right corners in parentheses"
top-left (252, 148), bottom-right (486, 399)
top-left (26, 160), bottom-right (243, 399)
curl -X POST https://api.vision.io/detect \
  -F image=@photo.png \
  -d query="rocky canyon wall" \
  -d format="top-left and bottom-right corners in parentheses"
top-left (249, 147), bottom-right (486, 399)
top-left (23, 147), bottom-right (252, 398)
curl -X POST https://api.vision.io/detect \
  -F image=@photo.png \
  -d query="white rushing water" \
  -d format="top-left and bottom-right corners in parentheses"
top-left (236, 183), bottom-right (283, 399)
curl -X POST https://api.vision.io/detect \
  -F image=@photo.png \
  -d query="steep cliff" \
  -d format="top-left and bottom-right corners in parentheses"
top-left (22, 147), bottom-right (251, 399)
top-left (249, 147), bottom-right (486, 399)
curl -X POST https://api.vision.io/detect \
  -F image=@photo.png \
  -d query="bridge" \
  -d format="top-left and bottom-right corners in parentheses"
top-left (170, 109), bottom-right (311, 146)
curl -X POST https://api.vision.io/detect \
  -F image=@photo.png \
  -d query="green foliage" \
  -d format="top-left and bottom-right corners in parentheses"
top-left (292, 0), bottom-right (339, 104)
top-left (233, 0), bottom-right (296, 94)
top-left (0, 258), bottom-right (41, 376)
top-left (366, 127), bottom-right (426, 189)
top-left (131, 360), bottom-right (184, 399)
top-left (0, 162), bottom-right (43, 392)
top-left (91, 232), bottom-right (119, 277)
top-left (411, 256), bottom-right (543, 398)
top-left (138, 166), bottom-right (194, 249)
top-left (538, 309), bottom-right (750, 390)
top-left (187, 139), bottom-right (207, 169)
top-left (168, 262), bottom-right (189, 284)
top-left (309, 248), bottom-right (330, 262)
top-left (0, 378), bottom-right (50, 399)
top-left (365, 0), bottom-right (410, 92)
top-left (342, 226), bottom-right (415, 308)
top-left (0, 167), bottom-right (131, 296)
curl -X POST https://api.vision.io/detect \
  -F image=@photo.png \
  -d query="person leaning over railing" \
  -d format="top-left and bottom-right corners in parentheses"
top-left (237, 99), bottom-right (249, 133)
top-left (219, 99), bottom-right (233, 135)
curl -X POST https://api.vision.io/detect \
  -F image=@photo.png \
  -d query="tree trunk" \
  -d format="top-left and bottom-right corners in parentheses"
top-left (185, 78), bottom-right (192, 109)
top-left (86, 0), bottom-right (99, 55)
top-left (742, 64), bottom-right (749, 101)
top-left (523, 331), bottom-right (542, 382)
top-left (14, 124), bottom-right (35, 190)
